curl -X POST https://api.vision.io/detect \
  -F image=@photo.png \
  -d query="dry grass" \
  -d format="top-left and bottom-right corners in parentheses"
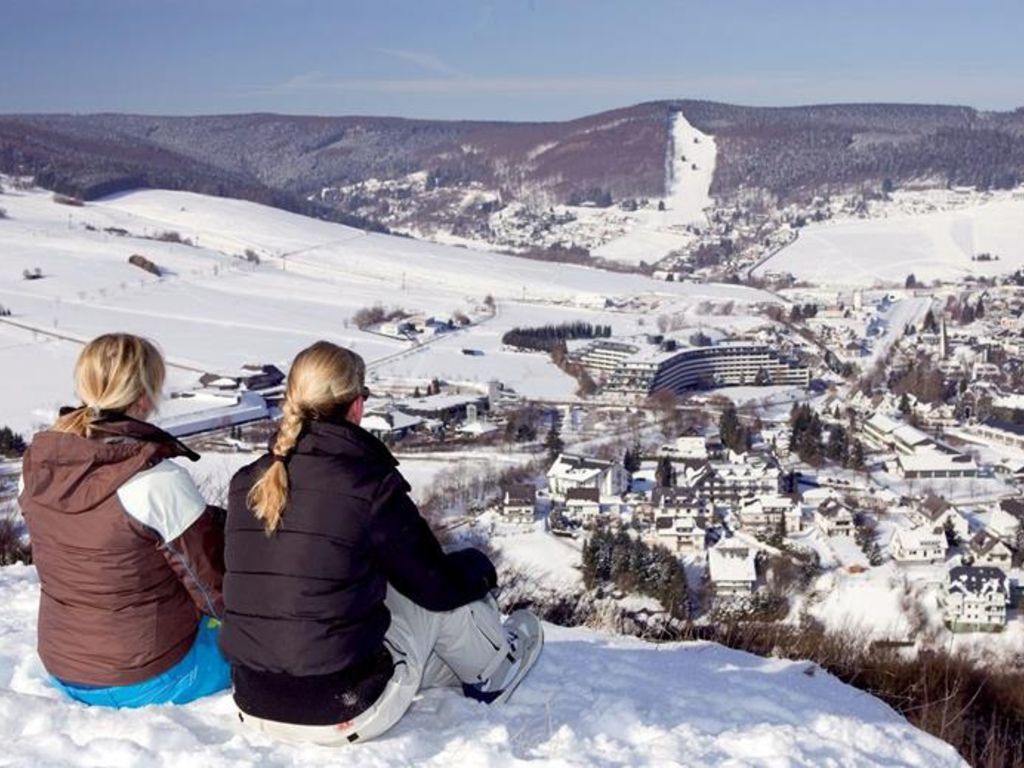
top-left (688, 620), bottom-right (1024, 768)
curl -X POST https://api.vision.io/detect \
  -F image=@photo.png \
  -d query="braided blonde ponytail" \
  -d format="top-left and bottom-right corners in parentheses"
top-left (246, 341), bottom-right (366, 535)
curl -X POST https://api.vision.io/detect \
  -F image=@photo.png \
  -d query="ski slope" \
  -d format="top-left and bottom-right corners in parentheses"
top-left (755, 196), bottom-right (1024, 287)
top-left (0, 182), bottom-right (772, 435)
top-left (592, 112), bottom-right (717, 265)
top-left (0, 564), bottom-right (965, 767)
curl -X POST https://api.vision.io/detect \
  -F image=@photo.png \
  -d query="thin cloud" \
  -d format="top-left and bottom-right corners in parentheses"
top-left (374, 48), bottom-right (466, 78)
top-left (258, 73), bottom-right (767, 97)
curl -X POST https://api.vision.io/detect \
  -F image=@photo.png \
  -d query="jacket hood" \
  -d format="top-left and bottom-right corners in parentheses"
top-left (20, 415), bottom-right (199, 515)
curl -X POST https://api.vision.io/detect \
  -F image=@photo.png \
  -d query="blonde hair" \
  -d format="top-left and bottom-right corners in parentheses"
top-left (248, 341), bottom-right (366, 534)
top-left (53, 333), bottom-right (166, 438)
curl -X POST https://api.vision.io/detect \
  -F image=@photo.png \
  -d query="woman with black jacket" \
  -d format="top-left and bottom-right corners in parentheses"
top-left (220, 341), bottom-right (541, 744)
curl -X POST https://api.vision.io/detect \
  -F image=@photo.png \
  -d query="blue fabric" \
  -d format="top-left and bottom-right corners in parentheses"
top-left (51, 618), bottom-right (230, 708)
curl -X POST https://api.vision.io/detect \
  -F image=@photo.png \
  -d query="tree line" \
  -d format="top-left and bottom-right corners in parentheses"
top-left (502, 322), bottom-right (612, 353)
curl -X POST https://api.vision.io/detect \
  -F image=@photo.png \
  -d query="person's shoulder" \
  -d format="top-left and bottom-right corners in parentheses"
top-left (228, 455), bottom-right (271, 494)
top-left (116, 459), bottom-right (207, 542)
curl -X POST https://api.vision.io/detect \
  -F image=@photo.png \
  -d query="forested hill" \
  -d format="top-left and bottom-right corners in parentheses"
top-left (2, 101), bottom-right (1023, 230)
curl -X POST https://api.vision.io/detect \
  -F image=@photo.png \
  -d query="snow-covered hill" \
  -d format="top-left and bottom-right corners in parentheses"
top-left (0, 181), bottom-right (775, 435)
top-left (755, 191), bottom-right (1024, 287)
top-left (0, 565), bottom-right (965, 767)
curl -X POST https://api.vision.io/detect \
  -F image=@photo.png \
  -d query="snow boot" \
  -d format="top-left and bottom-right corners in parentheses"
top-left (463, 609), bottom-right (543, 705)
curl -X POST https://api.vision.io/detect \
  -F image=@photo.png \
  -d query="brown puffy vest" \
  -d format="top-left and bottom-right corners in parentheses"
top-left (19, 420), bottom-right (211, 686)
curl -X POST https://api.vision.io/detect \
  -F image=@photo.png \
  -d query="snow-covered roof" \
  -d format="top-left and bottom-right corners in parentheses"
top-left (891, 527), bottom-right (945, 550)
top-left (891, 424), bottom-right (932, 449)
top-left (708, 541), bottom-right (757, 584)
top-left (865, 412), bottom-right (902, 436)
top-left (457, 420), bottom-right (498, 436)
top-left (947, 566), bottom-right (1007, 597)
top-left (547, 453), bottom-right (613, 481)
top-left (897, 450), bottom-right (977, 474)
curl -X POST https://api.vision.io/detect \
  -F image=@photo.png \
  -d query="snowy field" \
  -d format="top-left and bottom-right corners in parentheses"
top-left (756, 194), bottom-right (1024, 287)
top-left (0, 565), bottom-right (966, 767)
top-left (0, 182), bottom-right (773, 435)
top-left (591, 112), bottom-right (717, 265)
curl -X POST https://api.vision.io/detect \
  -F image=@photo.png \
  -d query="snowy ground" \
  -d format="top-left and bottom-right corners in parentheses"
top-left (591, 112), bottom-right (716, 265)
top-left (489, 521), bottom-right (584, 592)
top-left (0, 182), bottom-right (774, 436)
top-left (0, 565), bottom-right (966, 767)
top-left (756, 193), bottom-right (1024, 287)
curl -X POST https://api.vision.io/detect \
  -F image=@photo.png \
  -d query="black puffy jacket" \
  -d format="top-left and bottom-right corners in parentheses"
top-left (220, 417), bottom-right (497, 725)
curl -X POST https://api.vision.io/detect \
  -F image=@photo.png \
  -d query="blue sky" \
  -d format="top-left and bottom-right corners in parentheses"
top-left (2, 0), bottom-right (1022, 120)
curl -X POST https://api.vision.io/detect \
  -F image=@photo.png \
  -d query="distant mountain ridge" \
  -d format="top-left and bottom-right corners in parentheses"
top-left (2, 101), bottom-right (1023, 237)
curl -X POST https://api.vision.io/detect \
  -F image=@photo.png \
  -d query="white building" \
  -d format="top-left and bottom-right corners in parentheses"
top-left (889, 527), bottom-right (946, 565)
top-left (707, 540), bottom-right (758, 598)
top-left (988, 498), bottom-right (1024, 545)
top-left (601, 340), bottom-right (810, 396)
top-left (896, 449), bottom-right (978, 480)
top-left (499, 485), bottom-right (536, 524)
top-left (910, 503), bottom-right (970, 542)
top-left (653, 515), bottom-right (708, 555)
top-left (815, 498), bottom-right (856, 537)
top-left (564, 487), bottom-right (602, 524)
top-left (736, 495), bottom-right (802, 537)
top-left (547, 453), bottom-right (628, 500)
top-left (942, 566), bottom-right (1009, 632)
top-left (969, 530), bottom-right (1014, 568)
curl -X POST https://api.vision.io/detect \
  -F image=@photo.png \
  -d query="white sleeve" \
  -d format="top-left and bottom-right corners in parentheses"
top-left (116, 459), bottom-right (207, 542)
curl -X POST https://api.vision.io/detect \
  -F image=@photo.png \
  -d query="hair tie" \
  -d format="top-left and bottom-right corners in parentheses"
top-left (87, 404), bottom-right (102, 418)
top-left (271, 453), bottom-right (287, 464)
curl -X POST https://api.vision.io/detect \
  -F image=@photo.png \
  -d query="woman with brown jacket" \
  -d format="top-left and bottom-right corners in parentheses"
top-left (18, 333), bottom-right (229, 708)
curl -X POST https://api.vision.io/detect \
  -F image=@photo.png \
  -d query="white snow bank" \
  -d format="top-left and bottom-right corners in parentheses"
top-left (0, 565), bottom-right (965, 766)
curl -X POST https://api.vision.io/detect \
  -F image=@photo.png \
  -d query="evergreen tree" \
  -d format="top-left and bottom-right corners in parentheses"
top-left (847, 440), bottom-right (865, 471)
top-left (623, 443), bottom-right (642, 473)
top-left (719, 404), bottom-right (748, 454)
top-left (544, 422), bottom-right (564, 461)
top-left (0, 426), bottom-right (26, 457)
top-left (655, 456), bottom-right (676, 488)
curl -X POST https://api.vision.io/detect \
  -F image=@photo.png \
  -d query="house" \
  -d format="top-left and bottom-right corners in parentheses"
top-left (968, 530), bottom-right (1014, 568)
top-left (198, 363), bottom-right (285, 393)
top-left (361, 405), bottom-right (424, 442)
top-left (941, 566), bottom-right (1009, 632)
top-left (815, 498), bottom-right (856, 537)
top-left (889, 527), bottom-right (946, 565)
top-left (653, 515), bottom-right (708, 555)
top-left (398, 392), bottom-right (490, 424)
top-left (911, 501), bottom-right (969, 542)
top-left (708, 456), bottom-right (782, 505)
top-left (707, 540), bottom-right (758, 598)
top-left (564, 487), bottom-right (602, 524)
top-left (650, 486), bottom-right (708, 520)
top-left (736, 495), bottom-right (800, 537)
top-left (988, 498), bottom-right (1024, 545)
top-left (547, 453), bottom-right (628, 500)
top-left (499, 485), bottom-right (536, 524)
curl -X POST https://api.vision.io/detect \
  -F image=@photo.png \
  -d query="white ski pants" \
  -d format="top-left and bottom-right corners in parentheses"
top-left (237, 585), bottom-right (510, 745)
